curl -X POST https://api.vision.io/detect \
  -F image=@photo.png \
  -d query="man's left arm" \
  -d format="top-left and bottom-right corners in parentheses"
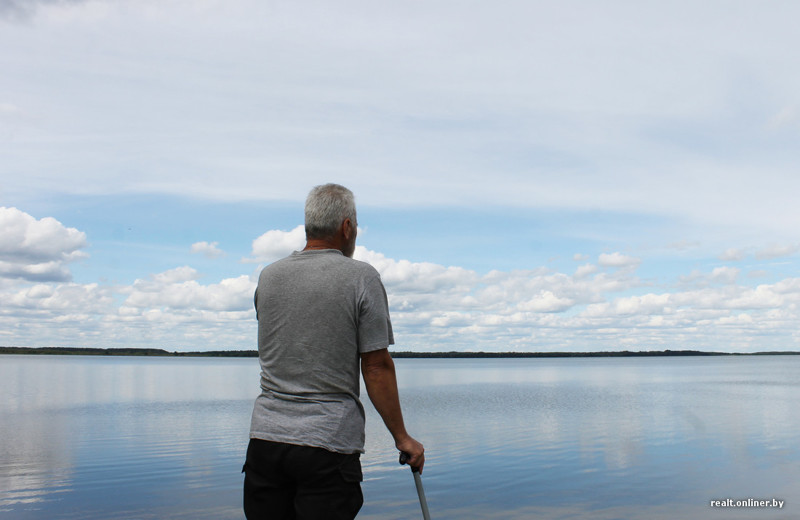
top-left (361, 348), bottom-right (425, 472)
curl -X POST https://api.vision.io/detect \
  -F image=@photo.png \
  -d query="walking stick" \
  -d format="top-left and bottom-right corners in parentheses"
top-left (399, 452), bottom-right (431, 520)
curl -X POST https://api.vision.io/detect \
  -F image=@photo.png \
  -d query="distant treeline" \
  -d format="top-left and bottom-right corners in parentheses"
top-left (0, 346), bottom-right (257, 357)
top-left (2, 346), bottom-right (799, 358)
top-left (391, 350), bottom-right (800, 358)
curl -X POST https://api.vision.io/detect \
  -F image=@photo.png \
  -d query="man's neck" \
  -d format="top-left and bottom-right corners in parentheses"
top-left (303, 238), bottom-right (341, 253)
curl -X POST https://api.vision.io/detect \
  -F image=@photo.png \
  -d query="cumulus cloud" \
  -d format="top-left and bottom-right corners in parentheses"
top-left (725, 285), bottom-right (785, 310)
top-left (0, 207), bottom-right (88, 282)
top-left (353, 250), bottom-right (800, 352)
top-left (345, 246), bottom-right (649, 350)
top-left (123, 267), bottom-right (252, 312)
top-left (354, 247), bottom-right (479, 295)
top-left (190, 241), bottom-right (225, 258)
top-left (2, 221), bottom-right (800, 353)
top-left (3, 281), bottom-right (113, 314)
top-left (517, 291), bottom-right (575, 313)
top-left (0, 274), bottom-right (255, 350)
top-left (584, 293), bottom-right (672, 318)
top-left (574, 264), bottom-right (599, 279)
top-left (245, 225), bottom-right (306, 264)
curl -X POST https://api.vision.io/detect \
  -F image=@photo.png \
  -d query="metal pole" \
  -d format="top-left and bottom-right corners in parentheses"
top-left (399, 452), bottom-right (431, 520)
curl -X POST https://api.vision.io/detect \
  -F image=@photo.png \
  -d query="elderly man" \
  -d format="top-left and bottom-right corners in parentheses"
top-left (243, 183), bottom-right (424, 519)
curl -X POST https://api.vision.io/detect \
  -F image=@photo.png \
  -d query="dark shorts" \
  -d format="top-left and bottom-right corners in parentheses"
top-left (243, 438), bottom-right (363, 520)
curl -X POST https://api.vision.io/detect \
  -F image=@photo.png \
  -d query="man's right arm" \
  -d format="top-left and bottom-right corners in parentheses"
top-left (361, 348), bottom-right (425, 472)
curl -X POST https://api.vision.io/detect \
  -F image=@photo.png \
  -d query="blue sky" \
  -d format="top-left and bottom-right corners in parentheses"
top-left (2, 0), bottom-right (800, 353)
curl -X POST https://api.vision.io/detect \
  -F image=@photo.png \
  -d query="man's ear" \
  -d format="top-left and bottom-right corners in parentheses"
top-left (342, 218), bottom-right (355, 240)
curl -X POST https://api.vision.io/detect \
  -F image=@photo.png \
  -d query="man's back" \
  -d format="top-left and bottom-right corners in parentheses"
top-left (250, 248), bottom-right (393, 454)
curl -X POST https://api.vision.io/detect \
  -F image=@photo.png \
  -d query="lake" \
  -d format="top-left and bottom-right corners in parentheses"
top-left (1, 354), bottom-right (797, 519)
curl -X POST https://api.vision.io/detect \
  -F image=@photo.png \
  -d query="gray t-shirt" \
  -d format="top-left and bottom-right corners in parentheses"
top-left (249, 249), bottom-right (394, 454)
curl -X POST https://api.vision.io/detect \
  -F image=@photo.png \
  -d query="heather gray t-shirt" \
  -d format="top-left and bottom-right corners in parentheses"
top-left (249, 249), bottom-right (394, 454)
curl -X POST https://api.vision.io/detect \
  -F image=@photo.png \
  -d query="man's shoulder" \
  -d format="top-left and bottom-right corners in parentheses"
top-left (327, 255), bottom-right (383, 285)
top-left (346, 253), bottom-right (387, 280)
top-left (258, 253), bottom-right (296, 275)
top-left (344, 255), bottom-right (380, 272)
top-left (321, 254), bottom-right (385, 287)
top-left (260, 251), bottom-right (380, 278)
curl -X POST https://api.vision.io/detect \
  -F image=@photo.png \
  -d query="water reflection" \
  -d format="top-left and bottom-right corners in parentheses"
top-left (2, 356), bottom-right (260, 412)
top-left (361, 357), bottom-right (800, 519)
top-left (0, 411), bottom-right (74, 511)
top-left (0, 356), bottom-right (258, 518)
top-left (2, 355), bottom-right (799, 519)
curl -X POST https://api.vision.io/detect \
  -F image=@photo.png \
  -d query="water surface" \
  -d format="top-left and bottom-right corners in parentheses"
top-left (1, 355), bottom-right (798, 519)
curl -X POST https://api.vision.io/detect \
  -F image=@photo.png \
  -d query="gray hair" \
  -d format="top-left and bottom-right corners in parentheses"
top-left (304, 183), bottom-right (357, 239)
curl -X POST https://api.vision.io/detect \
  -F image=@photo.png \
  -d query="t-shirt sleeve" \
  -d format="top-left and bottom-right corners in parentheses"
top-left (357, 273), bottom-right (395, 353)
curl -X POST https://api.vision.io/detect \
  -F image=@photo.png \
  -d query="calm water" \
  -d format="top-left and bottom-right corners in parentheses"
top-left (1, 354), bottom-right (798, 519)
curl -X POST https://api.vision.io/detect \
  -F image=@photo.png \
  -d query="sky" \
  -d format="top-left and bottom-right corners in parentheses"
top-left (2, 0), bottom-right (800, 353)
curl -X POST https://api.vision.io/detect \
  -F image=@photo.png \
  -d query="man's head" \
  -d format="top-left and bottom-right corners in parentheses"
top-left (305, 183), bottom-right (357, 257)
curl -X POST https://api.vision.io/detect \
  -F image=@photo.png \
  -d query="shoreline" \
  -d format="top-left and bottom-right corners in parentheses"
top-left (2, 346), bottom-right (798, 358)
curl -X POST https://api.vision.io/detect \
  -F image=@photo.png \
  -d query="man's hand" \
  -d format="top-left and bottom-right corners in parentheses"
top-left (397, 436), bottom-right (425, 474)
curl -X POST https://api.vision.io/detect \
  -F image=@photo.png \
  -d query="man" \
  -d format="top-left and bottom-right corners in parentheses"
top-left (243, 183), bottom-right (425, 519)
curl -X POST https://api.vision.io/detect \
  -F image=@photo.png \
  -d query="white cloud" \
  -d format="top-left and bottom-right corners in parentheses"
top-left (346, 247), bottom-right (652, 350)
top-left (2, 245), bottom-right (800, 352)
top-left (584, 293), bottom-right (672, 318)
top-left (123, 268), bottom-right (252, 312)
top-left (150, 266), bottom-right (201, 285)
top-left (598, 253), bottom-right (641, 269)
top-left (369, 252), bottom-right (800, 352)
top-left (719, 248), bottom-right (746, 261)
top-left (0, 207), bottom-right (88, 282)
top-left (755, 243), bottom-right (799, 260)
top-left (3, 282), bottom-right (112, 315)
top-left (0, 265), bottom-right (257, 349)
top-left (246, 225), bottom-right (306, 264)
top-left (717, 313), bottom-right (754, 326)
top-left (517, 291), bottom-right (575, 313)
top-left (710, 266), bottom-right (740, 285)
top-left (190, 241), bottom-right (225, 258)
top-left (1, 199), bottom-right (799, 354)
top-left (574, 264), bottom-right (598, 279)
top-left (354, 246), bottom-right (478, 295)
top-left (725, 285), bottom-right (786, 310)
